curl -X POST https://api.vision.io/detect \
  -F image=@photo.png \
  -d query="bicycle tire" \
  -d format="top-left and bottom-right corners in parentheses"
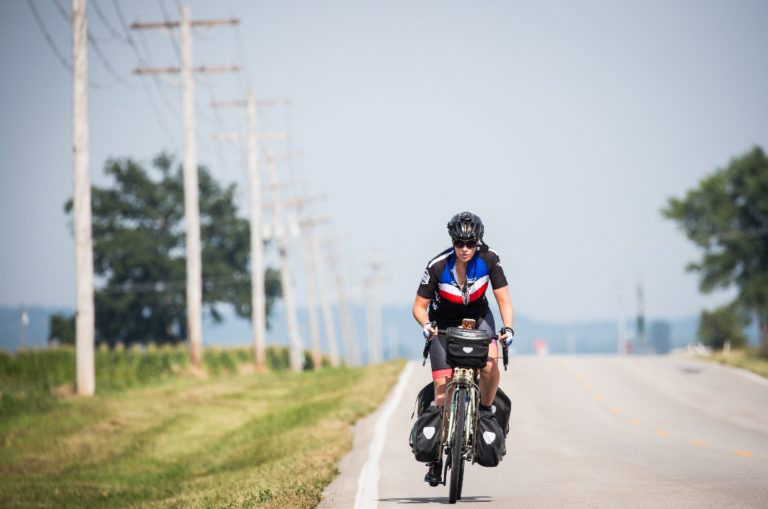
top-left (448, 387), bottom-right (467, 504)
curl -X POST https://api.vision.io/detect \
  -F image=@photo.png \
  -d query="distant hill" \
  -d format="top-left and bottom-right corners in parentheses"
top-left (5, 303), bottom-right (746, 358)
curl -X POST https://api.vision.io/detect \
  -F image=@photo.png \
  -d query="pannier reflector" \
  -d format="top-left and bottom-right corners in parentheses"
top-left (482, 431), bottom-right (497, 444)
top-left (462, 347), bottom-right (473, 353)
top-left (423, 427), bottom-right (436, 439)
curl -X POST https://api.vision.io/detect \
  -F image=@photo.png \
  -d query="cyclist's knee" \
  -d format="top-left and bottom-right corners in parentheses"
top-left (480, 357), bottom-right (498, 376)
top-left (433, 376), bottom-right (448, 406)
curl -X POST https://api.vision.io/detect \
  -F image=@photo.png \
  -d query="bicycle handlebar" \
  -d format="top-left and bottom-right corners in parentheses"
top-left (420, 326), bottom-right (510, 371)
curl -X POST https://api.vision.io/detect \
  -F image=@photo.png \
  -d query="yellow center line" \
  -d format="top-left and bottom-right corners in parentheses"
top-left (734, 450), bottom-right (754, 458)
top-left (609, 407), bottom-right (621, 415)
top-left (689, 439), bottom-right (707, 448)
top-left (593, 394), bottom-right (604, 401)
top-left (655, 429), bottom-right (670, 437)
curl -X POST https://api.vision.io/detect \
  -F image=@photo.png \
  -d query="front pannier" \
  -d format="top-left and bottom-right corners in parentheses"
top-left (445, 327), bottom-right (490, 369)
top-left (409, 404), bottom-right (442, 462)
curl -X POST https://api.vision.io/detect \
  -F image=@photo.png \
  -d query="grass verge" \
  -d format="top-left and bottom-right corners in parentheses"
top-left (704, 349), bottom-right (768, 379)
top-left (0, 345), bottom-right (318, 419)
top-left (0, 360), bottom-right (405, 508)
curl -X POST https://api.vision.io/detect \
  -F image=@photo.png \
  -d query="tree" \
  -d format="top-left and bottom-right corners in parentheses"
top-left (48, 313), bottom-right (75, 345)
top-left (697, 303), bottom-right (749, 350)
top-left (662, 146), bottom-right (768, 355)
top-left (65, 154), bottom-right (281, 346)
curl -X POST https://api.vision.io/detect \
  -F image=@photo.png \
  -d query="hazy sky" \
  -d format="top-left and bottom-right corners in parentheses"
top-left (1, 0), bottom-right (767, 322)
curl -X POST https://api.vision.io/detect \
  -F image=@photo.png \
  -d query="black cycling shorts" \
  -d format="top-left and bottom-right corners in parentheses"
top-left (429, 309), bottom-right (496, 379)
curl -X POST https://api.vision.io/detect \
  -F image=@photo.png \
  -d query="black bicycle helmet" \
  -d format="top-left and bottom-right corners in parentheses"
top-left (447, 211), bottom-right (484, 242)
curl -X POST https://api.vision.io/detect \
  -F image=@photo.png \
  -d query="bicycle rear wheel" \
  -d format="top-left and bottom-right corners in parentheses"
top-left (448, 387), bottom-right (467, 504)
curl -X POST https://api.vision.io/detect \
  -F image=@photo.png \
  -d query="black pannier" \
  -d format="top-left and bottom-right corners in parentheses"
top-left (492, 387), bottom-right (511, 437)
top-left (409, 404), bottom-right (442, 462)
top-left (414, 376), bottom-right (510, 436)
top-left (474, 412), bottom-right (506, 467)
top-left (445, 327), bottom-right (490, 369)
top-left (414, 382), bottom-right (435, 417)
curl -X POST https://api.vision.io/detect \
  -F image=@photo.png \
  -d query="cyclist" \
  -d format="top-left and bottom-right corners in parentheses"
top-left (412, 211), bottom-right (514, 484)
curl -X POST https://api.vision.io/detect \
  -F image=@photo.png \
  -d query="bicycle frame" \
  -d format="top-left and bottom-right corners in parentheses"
top-left (419, 322), bottom-right (508, 501)
top-left (441, 367), bottom-right (480, 477)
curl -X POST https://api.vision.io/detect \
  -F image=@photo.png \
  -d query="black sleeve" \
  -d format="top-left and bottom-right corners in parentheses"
top-left (487, 251), bottom-right (508, 290)
top-left (416, 264), bottom-right (437, 298)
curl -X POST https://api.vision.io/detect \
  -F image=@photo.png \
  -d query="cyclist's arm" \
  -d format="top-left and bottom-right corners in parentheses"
top-left (492, 285), bottom-right (515, 329)
top-left (413, 295), bottom-right (432, 327)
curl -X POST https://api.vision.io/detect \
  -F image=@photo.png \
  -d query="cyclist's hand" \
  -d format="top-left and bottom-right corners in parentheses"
top-left (499, 326), bottom-right (515, 347)
top-left (422, 321), bottom-right (437, 339)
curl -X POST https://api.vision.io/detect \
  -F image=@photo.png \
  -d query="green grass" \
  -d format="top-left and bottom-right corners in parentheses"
top-left (704, 348), bottom-right (768, 379)
top-left (0, 359), bottom-right (405, 508)
top-left (0, 345), bottom-right (315, 419)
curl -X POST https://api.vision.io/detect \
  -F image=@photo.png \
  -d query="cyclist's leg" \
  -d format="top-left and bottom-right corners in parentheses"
top-left (426, 335), bottom-right (449, 485)
top-left (429, 335), bottom-right (452, 407)
top-left (477, 310), bottom-right (500, 406)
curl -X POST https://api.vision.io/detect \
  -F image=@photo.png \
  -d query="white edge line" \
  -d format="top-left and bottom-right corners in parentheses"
top-left (354, 360), bottom-right (416, 509)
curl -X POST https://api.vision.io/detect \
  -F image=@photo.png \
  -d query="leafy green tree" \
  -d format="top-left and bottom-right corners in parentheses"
top-left (662, 146), bottom-right (768, 355)
top-left (48, 313), bottom-right (75, 345)
top-left (65, 154), bottom-right (281, 346)
top-left (697, 303), bottom-right (749, 350)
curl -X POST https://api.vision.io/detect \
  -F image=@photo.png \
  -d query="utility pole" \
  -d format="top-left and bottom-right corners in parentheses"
top-left (72, 0), bottom-right (95, 396)
top-left (295, 212), bottom-right (326, 369)
top-left (277, 190), bottom-right (330, 369)
top-left (19, 306), bottom-right (29, 351)
top-left (617, 289), bottom-right (627, 354)
top-left (312, 228), bottom-right (341, 367)
top-left (265, 149), bottom-right (305, 371)
top-left (211, 95), bottom-right (285, 370)
top-left (283, 203), bottom-right (341, 368)
top-left (328, 247), bottom-right (360, 366)
top-left (365, 258), bottom-right (383, 364)
top-left (636, 280), bottom-right (646, 354)
top-left (132, 6), bottom-right (239, 370)
top-left (245, 91), bottom-right (265, 369)
top-left (290, 199), bottom-right (337, 369)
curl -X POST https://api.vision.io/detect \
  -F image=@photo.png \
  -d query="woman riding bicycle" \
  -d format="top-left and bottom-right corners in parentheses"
top-left (412, 211), bottom-right (515, 484)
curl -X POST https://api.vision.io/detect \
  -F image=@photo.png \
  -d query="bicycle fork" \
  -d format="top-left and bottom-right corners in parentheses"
top-left (443, 370), bottom-right (481, 469)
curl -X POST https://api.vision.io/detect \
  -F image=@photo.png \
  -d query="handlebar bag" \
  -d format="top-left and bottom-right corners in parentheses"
top-left (409, 404), bottom-right (442, 462)
top-left (445, 327), bottom-right (490, 369)
top-left (474, 412), bottom-right (506, 467)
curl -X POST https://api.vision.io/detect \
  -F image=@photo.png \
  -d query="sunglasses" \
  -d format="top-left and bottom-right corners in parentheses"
top-left (453, 240), bottom-right (478, 249)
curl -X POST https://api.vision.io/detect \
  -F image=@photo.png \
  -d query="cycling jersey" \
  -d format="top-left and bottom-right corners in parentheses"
top-left (416, 244), bottom-right (508, 328)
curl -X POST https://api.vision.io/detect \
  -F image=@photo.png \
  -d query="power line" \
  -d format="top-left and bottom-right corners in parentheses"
top-left (156, 0), bottom-right (181, 58)
top-left (109, 0), bottom-right (178, 144)
top-left (88, 31), bottom-right (137, 88)
top-left (26, 0), bottom-right (71, 73)
top-left (50, 0), bottom-right (137, 88)
top-left (112, 0), bottom-right (178, 113)
top-left (94, 272), bottom-right (254, 295)
top-left (26, 0), bottom-right (119, 88)
top-left (232, 22), bottom-right (252, 94)
top-left (90, 0), bottom-right (130, 43)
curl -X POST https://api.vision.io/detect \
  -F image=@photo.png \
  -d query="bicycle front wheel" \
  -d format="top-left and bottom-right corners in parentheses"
top-left (448, 387), bottom-right (467, 504)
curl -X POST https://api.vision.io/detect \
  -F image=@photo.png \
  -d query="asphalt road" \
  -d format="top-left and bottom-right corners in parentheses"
top-left (320, 355), bottom-right (768, 508)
